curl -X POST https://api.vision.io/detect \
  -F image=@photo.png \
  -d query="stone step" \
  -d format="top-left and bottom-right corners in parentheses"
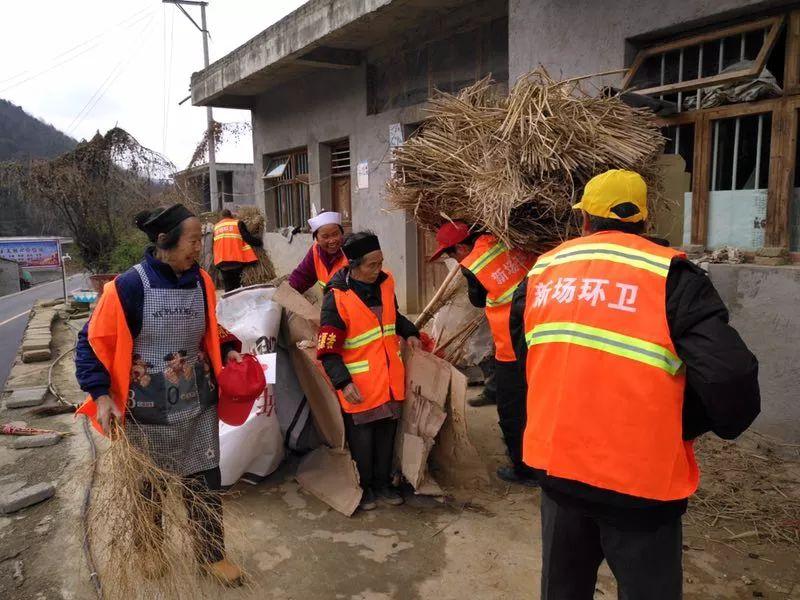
top-left (12, 433), bottom-right (62, 449)
top-left (0, 482), bottom-right (56, 515)
top-left (5, 387), bottom-right (48, 408)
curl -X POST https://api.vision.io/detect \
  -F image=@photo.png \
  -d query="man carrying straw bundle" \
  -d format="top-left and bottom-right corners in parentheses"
top-left (213, 208), bottom-right (262, 292)
top-left (75, 203), bottom-right (246, 587)
top-left (510, 170), bottom-right (761, 599)
top-left (430, 221), bottom-right (538, 487)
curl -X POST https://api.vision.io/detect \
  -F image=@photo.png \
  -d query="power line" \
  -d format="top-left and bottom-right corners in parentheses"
top-left (67, 14), bottom-right (157, 135)
top-left (0, 7), bottom-right (156, 94)
top-left (163, 8), bottom-right (176, 154)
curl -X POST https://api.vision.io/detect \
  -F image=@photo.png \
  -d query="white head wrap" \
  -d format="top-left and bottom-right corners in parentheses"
top-left (308, 211), bottom-right (342, 233)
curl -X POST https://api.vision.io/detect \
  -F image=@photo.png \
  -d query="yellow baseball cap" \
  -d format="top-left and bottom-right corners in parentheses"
top-left (573, 169), bottom-right (648, 223)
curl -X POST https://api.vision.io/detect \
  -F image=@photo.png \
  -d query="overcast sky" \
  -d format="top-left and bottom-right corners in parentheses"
top-left (0, 0), bottom-right (307, 169)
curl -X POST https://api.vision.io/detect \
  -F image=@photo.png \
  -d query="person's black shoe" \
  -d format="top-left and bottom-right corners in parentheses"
top-left (359, 488), bottom-right (378, 511)
top-left (375, 486), bottom-right (404, 506)
top-left (496, 466), bottom-right (539, 487)
top-left (468, 393), bottom-right (497, 407)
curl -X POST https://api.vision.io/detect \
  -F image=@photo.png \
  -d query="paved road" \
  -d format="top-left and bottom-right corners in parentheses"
top-left (0, 274), bottom-right (88, 390)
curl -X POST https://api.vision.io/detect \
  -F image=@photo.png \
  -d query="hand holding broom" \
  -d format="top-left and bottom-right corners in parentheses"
top-left (95, 395), bottom-right (123, 437)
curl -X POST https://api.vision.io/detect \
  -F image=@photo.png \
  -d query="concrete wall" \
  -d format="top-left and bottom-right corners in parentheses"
top-left (0, 259), bottom-right (20, 296)
top-left (229, 165), bottom-right (256, 207)
top-left (252, 65), bottom-right (428, 311)
top-left (509, 0), bottom-right (788, 85)
top-left (708, 264), bottom-right (800, 443)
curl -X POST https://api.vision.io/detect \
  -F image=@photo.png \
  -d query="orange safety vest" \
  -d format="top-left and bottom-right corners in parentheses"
top-left (332, 272), bottom-right (405, 414)
top-left (76, 270), bottom-right (224, 437)
top-left (461, 234), bottom-right (537, 362)
top-left (213, 218), bottom-right (257, 265)
top-left (312, 242), bottom-right (348, 290)
top-left (522, 231), bottom-right (697, 501)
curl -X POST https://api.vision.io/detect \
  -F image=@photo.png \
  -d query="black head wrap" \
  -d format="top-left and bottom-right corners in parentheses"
top-left (135, 204), bottom-right (194, 243)
top-left (342, 233), bottom-right (381, 260)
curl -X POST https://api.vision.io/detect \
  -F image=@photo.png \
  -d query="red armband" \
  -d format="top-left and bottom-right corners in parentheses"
top-left (317, 326), bottom-right (345, 358)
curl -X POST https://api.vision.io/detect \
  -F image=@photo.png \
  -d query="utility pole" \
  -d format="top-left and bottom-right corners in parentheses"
top-left (163, 0), bottom-right (219, 211)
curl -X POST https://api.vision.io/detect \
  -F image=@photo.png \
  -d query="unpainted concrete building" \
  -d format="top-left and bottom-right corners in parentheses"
top-left (192, 0), bottom-right (800, 440)
top-left (175, 162), bottom-right (256, 212)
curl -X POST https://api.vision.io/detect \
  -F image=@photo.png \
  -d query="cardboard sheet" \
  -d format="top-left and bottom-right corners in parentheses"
top-left (430, 366), bottom-right (488, 487)
top-left (395, 348), bottom-right (454, 493)
top-left (296, 446), bottom-right (361, 517)
top-left (288, 346), bottom-right (346, 450)
top-left (274, 281), bottom-right (320, 346)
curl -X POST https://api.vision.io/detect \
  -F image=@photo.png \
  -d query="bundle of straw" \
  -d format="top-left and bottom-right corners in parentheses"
top-left (88, 427), bottom-right (256, 599)
top-left (388, 69), bottom-right (666, 253)
top-left (237, 206), bottom-right (277, 286)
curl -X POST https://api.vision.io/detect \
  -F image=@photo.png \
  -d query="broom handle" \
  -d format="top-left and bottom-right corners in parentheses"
top-left (437, 315), bottom-right (482, 355)
top-left (414, 262), bottom-right (462, 328)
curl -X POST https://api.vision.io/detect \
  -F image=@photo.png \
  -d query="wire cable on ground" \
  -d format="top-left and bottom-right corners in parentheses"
top-left (46, 308), bottom-right (102, 598)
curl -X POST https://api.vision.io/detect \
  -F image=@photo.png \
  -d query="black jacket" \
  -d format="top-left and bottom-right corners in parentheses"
top-left (238, 220), bottom-right (263, 248)
top-left (320, 268), bottom-right (419, 390)
top-left (509, 242), bottom-right (760, 524)
top-left (461, 266), bottom-right (488, 308)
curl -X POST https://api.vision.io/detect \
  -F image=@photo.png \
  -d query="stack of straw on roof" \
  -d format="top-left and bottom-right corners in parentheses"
top-left (388, 69), bottom-right (667, 253)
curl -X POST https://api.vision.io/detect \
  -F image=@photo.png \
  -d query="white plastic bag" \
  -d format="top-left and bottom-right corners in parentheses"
top-left (216, 285), bottom-right (285, 485)
top-left (218, 404), bottom-right (284, 486)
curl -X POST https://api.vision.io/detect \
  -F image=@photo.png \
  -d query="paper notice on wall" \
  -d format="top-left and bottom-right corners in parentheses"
top-left (257, 353), bottom-right (277, 384)
top-left (389, 123), bottom-right (404, 148)
top-left (357, 161), bottom-right (369, 189)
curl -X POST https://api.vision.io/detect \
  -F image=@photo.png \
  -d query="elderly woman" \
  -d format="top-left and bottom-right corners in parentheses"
top-left (317, 231), bottom-right (421, 511)
top-left (288, 211), bottom-right (348, 293)
top-left (75, 204), bottom-right (244, 586)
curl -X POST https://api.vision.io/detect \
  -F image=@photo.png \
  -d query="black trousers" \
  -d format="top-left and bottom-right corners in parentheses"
top-left (540, 490), bottom-right (683, 600)
top-left (141, 467), bottom-right (225, 564)
top-left (343, 413), bottom-right (398, 491)
top-left (220, 267), bottom-right (243, 292)
top-left (479, 356), bottom-right (497, 401)
top-left (494, 359), bottom-right (532, 474)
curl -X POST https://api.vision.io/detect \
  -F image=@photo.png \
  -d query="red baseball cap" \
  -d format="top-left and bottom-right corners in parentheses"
top-left (429, 221), bottom-right (471, 262)
top-left (217, 354), bottom-right (266, 426)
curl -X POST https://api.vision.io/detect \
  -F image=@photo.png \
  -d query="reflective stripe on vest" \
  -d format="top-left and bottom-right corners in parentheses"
top-left (485, 281), bottom-right (520, 307)
top-left (466, 242), bottom-right (507, 275)
top-left (461, 234), bottom-right (536, 361)
top-left (345, 360), bottom-right (370, 375)
top-left (529, 243), bottom-right (672, 278)
top-left (521, 231), bottom-right (695, 501)
top-left (526, 321), bottom-right (683, 375)
top-left (343, 323), bottom-right (397, 350)
top-left (332, 271), bottom-right (406, 414)
top-left (213, 219), bottom-right (256, 265)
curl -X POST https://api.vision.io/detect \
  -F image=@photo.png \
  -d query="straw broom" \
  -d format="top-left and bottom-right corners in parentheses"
top-left (87, 425), bottom-right (260, 599)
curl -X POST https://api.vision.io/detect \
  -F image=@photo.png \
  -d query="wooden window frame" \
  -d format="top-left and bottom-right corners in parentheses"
top-left (623, 15), bottom-right (784, 97)
top-left (658, 96), bottom-right (800, 248)
top-left (263, 148), bottom-right (310, 231)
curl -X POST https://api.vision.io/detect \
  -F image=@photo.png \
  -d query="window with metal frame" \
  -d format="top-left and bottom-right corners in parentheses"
top-left (331, 140), bottom-right (351, 176)
top-left (624, 16), bottom-right (785, 111)
top-left (263, 149), bottom-right (310, 230)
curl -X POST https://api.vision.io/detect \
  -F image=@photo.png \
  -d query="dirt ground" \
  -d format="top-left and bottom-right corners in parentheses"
top-left (1, 316), bottom-right (799, 599)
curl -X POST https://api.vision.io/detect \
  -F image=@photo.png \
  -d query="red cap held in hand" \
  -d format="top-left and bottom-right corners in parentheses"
top-left (217, 354), bottom-right (266, 426)
top-left (429, 221), bottom-right (472, 262)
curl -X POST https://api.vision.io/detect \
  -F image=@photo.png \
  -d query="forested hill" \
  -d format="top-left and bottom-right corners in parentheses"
top-left (0, 99), bottom-right (76, 162)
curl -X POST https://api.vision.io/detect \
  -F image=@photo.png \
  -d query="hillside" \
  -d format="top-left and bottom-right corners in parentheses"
top-left (0, 100), bottom-right (77, 236)
top-left (0, 99), bottom-right (76, 161)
